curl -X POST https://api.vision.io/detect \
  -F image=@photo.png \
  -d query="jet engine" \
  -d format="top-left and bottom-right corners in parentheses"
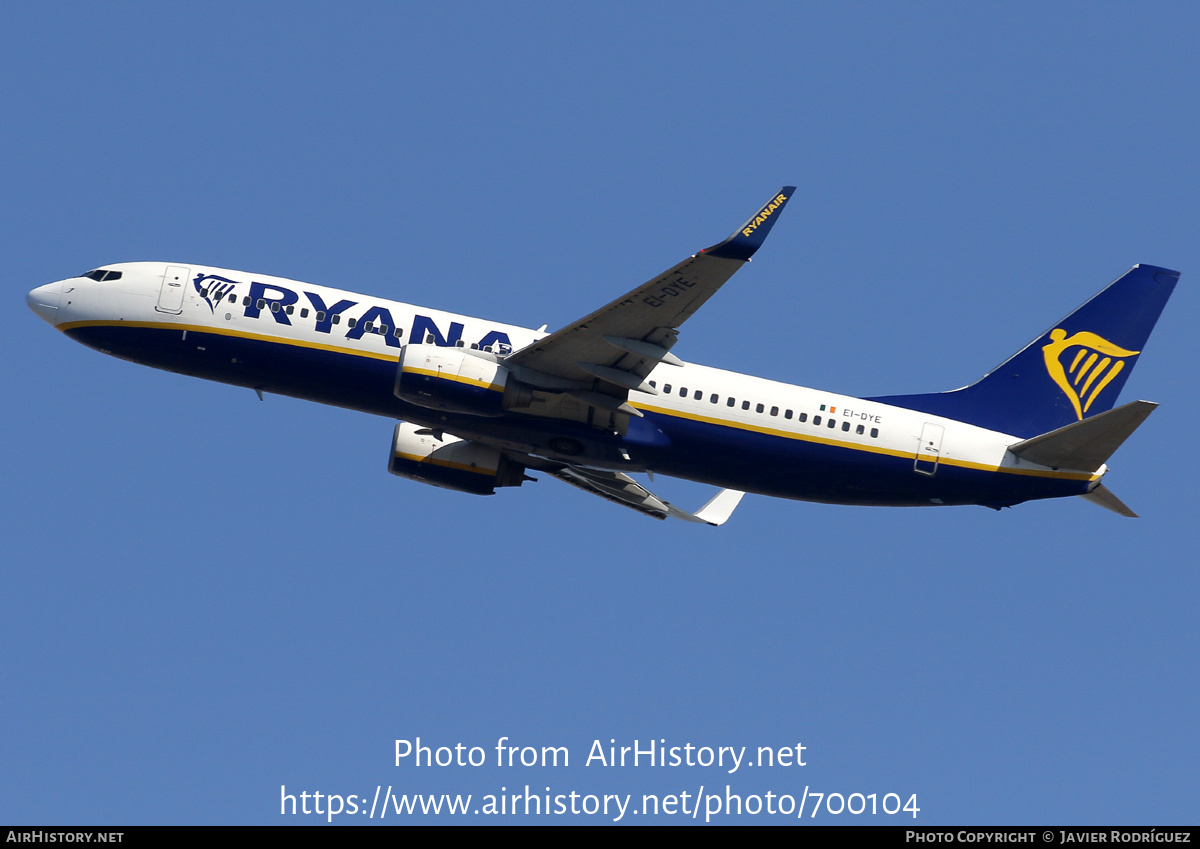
top-left (394, 344), bottom-right (509, 416)
top-left (387, 422), bottom-right (527, 495)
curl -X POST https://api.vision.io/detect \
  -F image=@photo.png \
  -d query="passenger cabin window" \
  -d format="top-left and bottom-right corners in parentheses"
top-left (694, 390), bottom-right (702, 400)
top-left (228, 294), bottom-right (236, 303)
top-left (756, 403), bottom-right (764, 413)
top-left (871, 428), bottom-right (879, 438)
top-left (664, 384), bottom-right (672, 393)
top-left (742, 401), bottom-right (750, 410)
top-left (710, 394), bottom-right (719, 404)
top-left (679, 387), bottom-right (687, 397)
top-left (300, 308), bottom-right (309, 318)
top-left (649, 381), bottom-right (657, 388)
top-left (348, 318), bottom-right (357, 329)
top-left (827, 418), bottom-right (836, 428)
top-left (270, 302), bottom-right (280, 313)
top-left (814, 415), bottom-right (821, 425)
top-left (841, 421), bottom-right (850, 432)
top-left (727, 397), bottom-right (735, 407)
top-left (316, 311), bottom-right (326, 322)
top-left (770, 406), bottom-right (779, 416)
top-left (856, 424), bottom-right (865, 435)
top-left (785, 410), bottom-right (793, 419)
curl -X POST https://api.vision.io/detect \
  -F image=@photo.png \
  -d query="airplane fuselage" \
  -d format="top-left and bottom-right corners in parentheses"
top-left (29, 262), bottom-right (1098, 510)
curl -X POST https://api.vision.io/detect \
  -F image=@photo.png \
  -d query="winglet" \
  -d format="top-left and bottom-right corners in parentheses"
top-left (702, 186), bottom-right (796, 261)
top-left (667, 488), bottom-right (746, 526)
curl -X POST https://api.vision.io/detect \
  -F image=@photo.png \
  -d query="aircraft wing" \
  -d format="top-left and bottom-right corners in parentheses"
top-left (529, 459), bottom-right (744, 525)
top-left (504, 187), bottom-right (795, 412)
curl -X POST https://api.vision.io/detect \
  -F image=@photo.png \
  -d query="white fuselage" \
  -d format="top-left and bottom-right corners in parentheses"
top-left (27, 262), bottom-right (1101, 509)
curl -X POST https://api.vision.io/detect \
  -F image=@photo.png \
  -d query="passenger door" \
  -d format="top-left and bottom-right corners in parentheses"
top-left (155, 265), bottom-right (191, 314)
top-left (914, 422), bottom-right (945, 476)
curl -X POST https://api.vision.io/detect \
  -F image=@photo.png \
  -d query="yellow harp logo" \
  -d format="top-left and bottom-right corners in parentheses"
top-left (1042, 329), bottom-right (1139, 420)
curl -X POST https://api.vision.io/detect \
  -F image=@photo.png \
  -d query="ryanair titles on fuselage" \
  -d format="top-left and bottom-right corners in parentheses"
top-left (195, 273), bottom-right (515, 352)
top-left (741, 193), bottom-right (789, 238)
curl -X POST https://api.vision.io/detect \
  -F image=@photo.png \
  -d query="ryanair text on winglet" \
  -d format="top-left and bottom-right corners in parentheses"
top-left (742, 193), bottom-right (790, 238)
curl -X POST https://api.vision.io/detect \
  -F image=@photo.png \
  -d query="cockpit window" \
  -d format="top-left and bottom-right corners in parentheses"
top-left (82, 269), bottom-right (123, 282)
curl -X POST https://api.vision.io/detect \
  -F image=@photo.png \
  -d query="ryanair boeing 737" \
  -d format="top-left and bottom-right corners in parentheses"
top-left (26, 188), bottom-right (1178, 524)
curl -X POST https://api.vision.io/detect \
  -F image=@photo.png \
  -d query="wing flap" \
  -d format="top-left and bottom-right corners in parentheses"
top-left (505, 252), bottom-right (741, 382)
top-left (548, 466), bottom-right (671, 520)
top-left (536, 462), bottom-right (745, 525)
top-left (505, 187), bottom-right (795, 402)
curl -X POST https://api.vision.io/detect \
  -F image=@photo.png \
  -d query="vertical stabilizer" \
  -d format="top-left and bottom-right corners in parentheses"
top-left (868, 265), bottom-right (1179, 437)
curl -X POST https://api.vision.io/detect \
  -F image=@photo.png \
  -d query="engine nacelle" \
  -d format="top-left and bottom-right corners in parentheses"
top-left (387, 422), bottom-right (526, 495)
top-left (394, 344), bottom-right (509, 415)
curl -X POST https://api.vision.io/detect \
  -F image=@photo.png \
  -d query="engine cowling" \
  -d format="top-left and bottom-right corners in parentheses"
top-left (394, 344), bottom-right (509, 416)
top-left (387, 422), bottom-right (526, 495)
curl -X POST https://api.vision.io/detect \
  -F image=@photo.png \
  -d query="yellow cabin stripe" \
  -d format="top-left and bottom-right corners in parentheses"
top-left (58, 319), bottom-right (401, 362)
top-left (629, 402), bottom-right (1097, 482)
top-left (63, 319), bottom-right (1095, 483)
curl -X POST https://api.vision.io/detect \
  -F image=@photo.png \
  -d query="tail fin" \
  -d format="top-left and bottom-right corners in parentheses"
top-left (868, 265), bottom-right (1179, 437)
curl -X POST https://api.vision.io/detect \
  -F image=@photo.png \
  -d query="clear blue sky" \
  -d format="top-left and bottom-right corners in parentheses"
top-left (3, 1), bottom-right (1197, 824)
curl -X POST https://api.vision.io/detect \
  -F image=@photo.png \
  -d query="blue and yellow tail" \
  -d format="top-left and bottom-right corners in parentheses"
top-left (869, 264), bottom-right (1179, 438)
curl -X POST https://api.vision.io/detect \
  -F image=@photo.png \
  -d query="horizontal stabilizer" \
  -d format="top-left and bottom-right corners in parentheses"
top-left (1080, 484), bottom-right (1138, 518)
top-left (1009, 400), bottom-right (1157, 471)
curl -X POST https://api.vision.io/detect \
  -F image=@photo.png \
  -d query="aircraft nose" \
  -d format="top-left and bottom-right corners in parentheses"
top-left (27, 281), bottom-right (63, 325)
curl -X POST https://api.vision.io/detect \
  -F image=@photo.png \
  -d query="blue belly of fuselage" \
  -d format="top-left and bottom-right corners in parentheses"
top-left (67, 323), bottom-right (1088, 508)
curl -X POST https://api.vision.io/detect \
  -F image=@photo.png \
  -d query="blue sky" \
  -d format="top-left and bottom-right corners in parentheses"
top-left (3, 2), bottom-right (1198, 825)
